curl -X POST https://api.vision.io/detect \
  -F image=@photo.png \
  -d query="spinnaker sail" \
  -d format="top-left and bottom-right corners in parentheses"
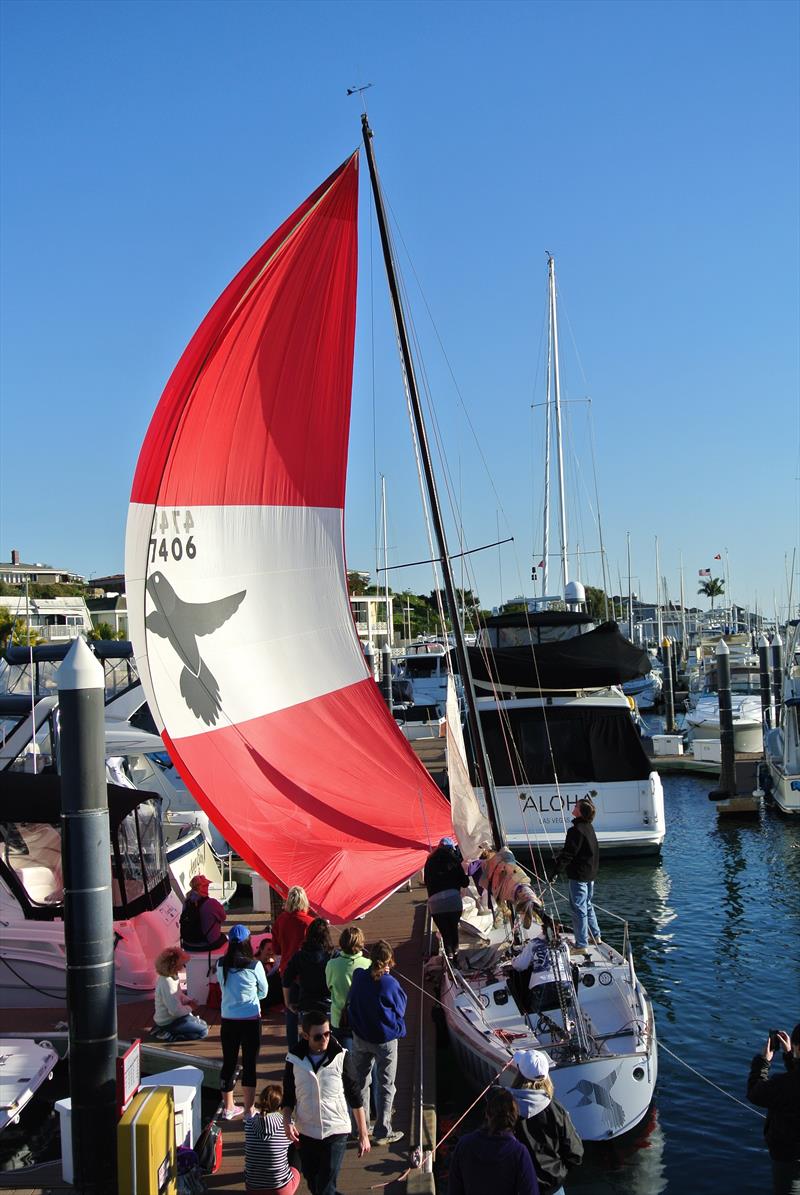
top-left (125, 153), bottom-right (451, 920)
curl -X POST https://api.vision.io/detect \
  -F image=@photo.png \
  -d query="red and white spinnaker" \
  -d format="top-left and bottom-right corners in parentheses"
top-left (125, 154), bottom-right (452, 920)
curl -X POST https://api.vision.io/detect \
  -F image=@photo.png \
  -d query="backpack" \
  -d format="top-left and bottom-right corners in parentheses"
top-left (194, 1119), bottom-right (223, 1174)
top-left (180, 895), bottom-right (208, 944)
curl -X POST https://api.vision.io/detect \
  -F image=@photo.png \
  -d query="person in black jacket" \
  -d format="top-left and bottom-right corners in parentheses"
top-left (746, 1022), bottom-right (800, 1194)
top-left (423, 837), bottom-right (469, 961)
top-left (282, 918), bottom-right (333, 1023)
top-left (549, 797), bottom-right (600, 953)
top-left (511, 1048), bottom-right (583, 1195)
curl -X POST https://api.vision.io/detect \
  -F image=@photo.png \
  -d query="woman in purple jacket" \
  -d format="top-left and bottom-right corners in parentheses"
top-left (449, 1087), bottom-right (539, 1195)
top-left (348, 940), bottom-right (407, 1147)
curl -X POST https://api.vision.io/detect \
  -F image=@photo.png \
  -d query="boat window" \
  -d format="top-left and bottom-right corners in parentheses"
top-left (480, 706), bottom-right (652, 785)
top-left (404, 658), bottom-right (440, 678)
top-left (111, 799), bottom-right (167, 908)
top-left (0, 821), bottom-right (64, 906)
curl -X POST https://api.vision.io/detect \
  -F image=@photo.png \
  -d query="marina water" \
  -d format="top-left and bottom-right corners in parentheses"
top-left (437, 772), bottom-right (800, 1193)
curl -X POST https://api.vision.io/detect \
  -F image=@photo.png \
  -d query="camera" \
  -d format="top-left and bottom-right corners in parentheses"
top-left (768, 1030), bottom-right (782, 1051)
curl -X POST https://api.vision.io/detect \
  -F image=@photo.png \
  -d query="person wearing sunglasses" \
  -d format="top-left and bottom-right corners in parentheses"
top-left (282, 1010), bottom-right (370, 1195)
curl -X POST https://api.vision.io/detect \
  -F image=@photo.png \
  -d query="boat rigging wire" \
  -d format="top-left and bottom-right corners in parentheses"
top-left (375, 536), bottom-right (515, 573)
top-left (659, 1041), bottom-right (766, 1120)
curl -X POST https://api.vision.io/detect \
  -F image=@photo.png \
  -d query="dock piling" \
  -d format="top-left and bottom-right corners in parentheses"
top-left (709, 638), bottom-right (736, 801)
top-left (662, 637), bottom-right (676, 734)
top-left (758, 633), bottom-right (772, 730)
top-left (56, 638), bottom-right (118, 1193)
top-left (771, 632), bottom-right (783, 728)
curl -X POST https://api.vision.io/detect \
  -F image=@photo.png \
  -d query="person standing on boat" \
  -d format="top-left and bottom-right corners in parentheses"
top-left (180, 873), bottom-right (228, 951)
top-left (348, 939), bottom-right (407, 1146)
top-left (746, 1023), bottom-right (800, 1194)
top-left (448, 1086), bottom-right (539, 1195)
top-left (217, 924), bottom-right (269, 1120)
top-left (272, 885), bottom-right (314, 1050)
top-left (549, 798), bottom-right (601, 953)
top-left (510, 1049), bottom-right (583, 1195)
top-left (282, 1009), bottom-right (370, 1195)
top-left (424, 836), bottom-right (469, 962)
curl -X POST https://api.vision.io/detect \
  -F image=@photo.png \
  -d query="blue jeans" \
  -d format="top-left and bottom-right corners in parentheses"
top-left (351, 1034), bottom-right (398, 1139)
top-left (161, 1013), bottom-right (208, 1040)
top-left (298, 1132), bottom-right (347, 1195)
top-left (569, 880), bottom-right (600, 948)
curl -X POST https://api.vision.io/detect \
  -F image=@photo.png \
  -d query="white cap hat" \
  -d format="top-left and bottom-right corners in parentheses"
top-left (513, 1048), bottom-right (550, 1080)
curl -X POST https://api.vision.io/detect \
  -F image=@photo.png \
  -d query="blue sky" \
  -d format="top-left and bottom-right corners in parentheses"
top-left (1, 0), bottom-right (798, 619)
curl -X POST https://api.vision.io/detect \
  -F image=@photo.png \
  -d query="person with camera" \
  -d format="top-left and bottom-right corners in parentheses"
top-left (746, 1022), bottom-right (800, 1194)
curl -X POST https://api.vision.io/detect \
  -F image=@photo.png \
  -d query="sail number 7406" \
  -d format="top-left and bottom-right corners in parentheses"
top-left (149, 509), bottom-right (196, 563)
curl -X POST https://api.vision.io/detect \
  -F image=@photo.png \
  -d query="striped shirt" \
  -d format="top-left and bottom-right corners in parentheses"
top-left (244, 1112), bottom-right (292, 1190)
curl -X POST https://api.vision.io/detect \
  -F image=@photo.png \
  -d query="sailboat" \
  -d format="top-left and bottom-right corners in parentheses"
top-left (123, 116), bottom-right (656, 1139)
top-left (467, 257), bottom-right (666, 858)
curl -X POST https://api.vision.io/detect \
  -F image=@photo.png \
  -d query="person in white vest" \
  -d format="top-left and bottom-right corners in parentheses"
top-left (282, 1009), bottom-right (370, 1195)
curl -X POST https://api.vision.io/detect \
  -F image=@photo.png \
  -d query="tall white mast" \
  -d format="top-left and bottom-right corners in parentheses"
top-left (655, 536), bottom-right (663, 644)
top-left (548, 255), bottom-right (569, 593)
top-left (542, 278), bottom-right (553, 598)
top-left (627, 531), bottom-right (634, 643)
top-left (680, 552), bottom-right (687, 663)
top-left (381, 475), bottom-right (391, 648)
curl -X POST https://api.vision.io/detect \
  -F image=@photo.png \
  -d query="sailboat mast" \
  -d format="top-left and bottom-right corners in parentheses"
top-left (627, 531), bottom-right (634, 643)
top-left (361, 115), bottom-right (502, 849)
top-left (548, 255), bottom-right (569, 593)
top-left (542, 293), bottom-right (552, 598)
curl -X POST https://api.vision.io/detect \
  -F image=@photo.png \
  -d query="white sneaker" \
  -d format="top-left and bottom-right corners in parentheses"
top-left (221, 1105), bottom-right (244, 1121)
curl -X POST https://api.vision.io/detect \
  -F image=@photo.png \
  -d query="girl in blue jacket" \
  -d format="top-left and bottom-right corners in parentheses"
top-left (217, 924), bottom-right (268, 1120)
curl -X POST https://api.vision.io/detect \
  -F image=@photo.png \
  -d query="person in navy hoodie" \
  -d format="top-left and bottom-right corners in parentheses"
top-left (449, 1086), bottom-right (539, 1195)
top-left (217, 923), bottom-right (268, 1121)
top-left (348, 939), bottom-right (407, 1146)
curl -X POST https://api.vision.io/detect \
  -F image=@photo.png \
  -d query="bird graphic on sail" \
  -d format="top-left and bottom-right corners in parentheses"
top-left (125, 152), bottom-right (452, 920)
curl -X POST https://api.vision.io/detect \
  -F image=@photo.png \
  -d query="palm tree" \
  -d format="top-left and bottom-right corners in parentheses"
top-left (698, 576), bottom-right (725, 612)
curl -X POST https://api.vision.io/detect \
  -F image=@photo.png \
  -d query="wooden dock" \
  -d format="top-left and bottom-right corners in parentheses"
top-left (2, 881), bottom-right (437, 1194)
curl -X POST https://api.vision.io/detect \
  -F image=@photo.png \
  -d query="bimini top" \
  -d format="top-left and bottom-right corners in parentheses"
top-left (124, 152), bottom-right (451, 920)
top-left (469, 621), bottom-right (651, 691)
top-left (0, 771), bottom-right (154, 831)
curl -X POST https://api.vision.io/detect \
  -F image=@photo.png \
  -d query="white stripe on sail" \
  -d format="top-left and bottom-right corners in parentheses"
top-left (125, 502), bottom-right (366, 740)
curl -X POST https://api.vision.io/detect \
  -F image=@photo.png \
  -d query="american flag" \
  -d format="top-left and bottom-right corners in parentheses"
top-left (699, 568), bottom-right (711, 576)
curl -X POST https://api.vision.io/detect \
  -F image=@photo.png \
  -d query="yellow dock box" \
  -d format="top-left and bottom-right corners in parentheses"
top-left (118, 1086), bottom-right (177, 1195)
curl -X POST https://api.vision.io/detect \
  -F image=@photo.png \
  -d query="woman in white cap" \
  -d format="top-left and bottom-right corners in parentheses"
top-left (510, 1049), bottom-right (583, 1195)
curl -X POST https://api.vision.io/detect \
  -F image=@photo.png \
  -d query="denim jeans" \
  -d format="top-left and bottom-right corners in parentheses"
top-left (298, 1133), bottom-right (347, 1195)
top-left (568, 880), bottom-right (600, 948)
top-left (351, 1034), bottom-right (398, 1139)
top-left (162, 1012), bottom-right (208, 1041)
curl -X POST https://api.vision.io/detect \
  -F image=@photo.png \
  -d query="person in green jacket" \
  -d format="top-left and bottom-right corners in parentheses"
top-left (325, 926), bottom-right (371, 1050)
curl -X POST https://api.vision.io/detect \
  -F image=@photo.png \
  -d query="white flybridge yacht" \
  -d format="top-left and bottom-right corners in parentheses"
top-left (764, 620), bottom-right (800, 814)
top-left (0, 641), bottom-right (236, 901)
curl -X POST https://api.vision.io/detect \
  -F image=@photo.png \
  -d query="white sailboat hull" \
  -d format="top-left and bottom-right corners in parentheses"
top-left (440, 944), bottom-right (657, 1140)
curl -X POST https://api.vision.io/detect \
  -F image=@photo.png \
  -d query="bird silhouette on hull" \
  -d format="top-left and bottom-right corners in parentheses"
top-left (145, 571), bottom-right (246, 725)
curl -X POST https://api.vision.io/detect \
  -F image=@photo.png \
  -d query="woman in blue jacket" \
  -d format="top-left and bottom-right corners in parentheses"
top-left (348, 939), bottom-right (407, 1146)
top-left (217, 924), bottom-right (268, 1120)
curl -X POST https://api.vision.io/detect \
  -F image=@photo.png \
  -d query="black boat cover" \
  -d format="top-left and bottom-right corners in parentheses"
top-left (468, 621), bottom-right (650, 691)
top-left (0, 771), bottom-right (156, 831)
top-left (4, 641), bottom-right (133, 664)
